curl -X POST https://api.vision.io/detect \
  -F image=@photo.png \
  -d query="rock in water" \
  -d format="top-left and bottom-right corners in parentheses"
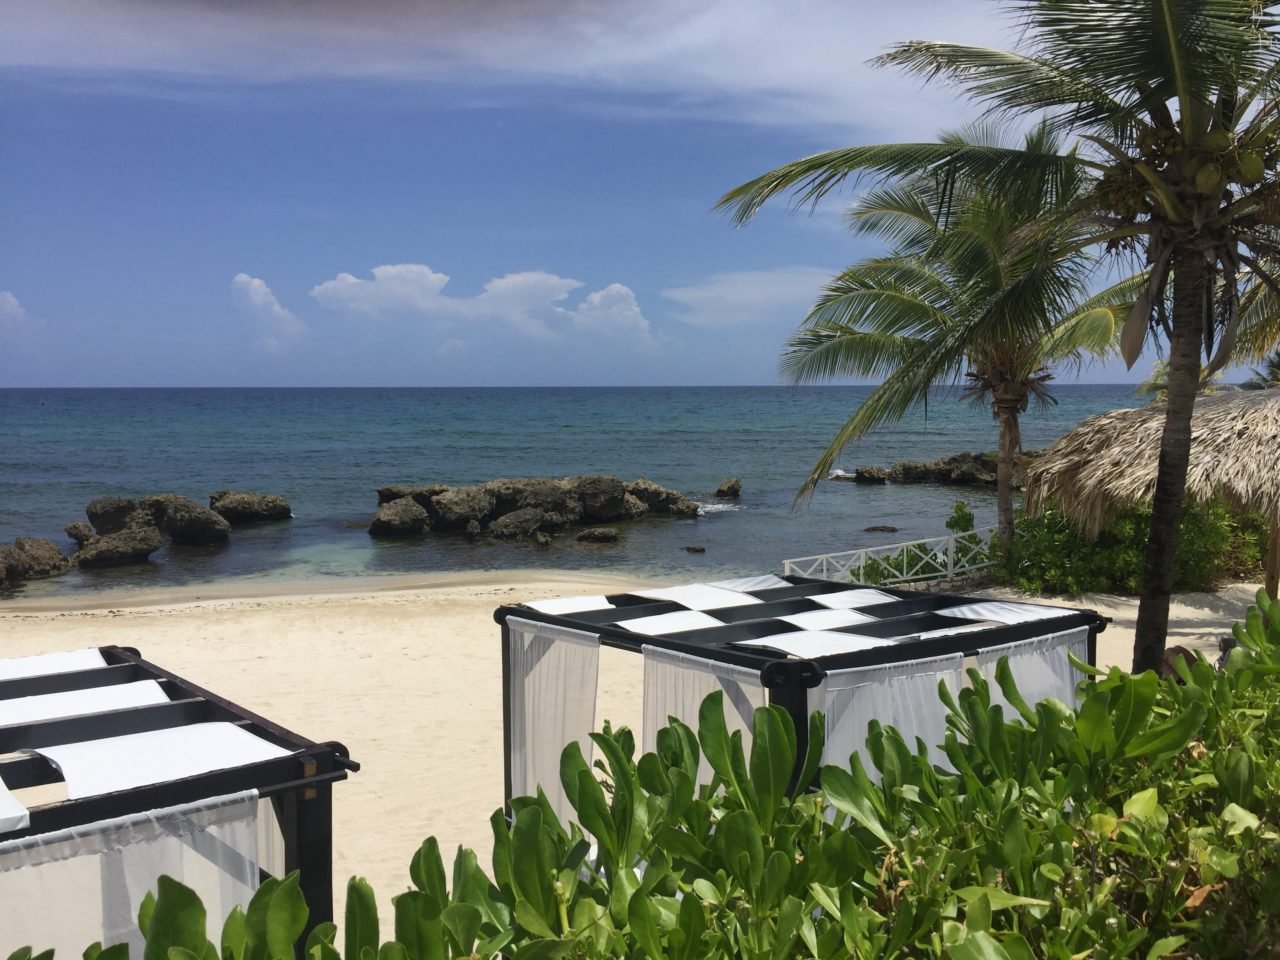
top-left (76, 524), bottom-right (166, 569)
top-left (684, 545), bottom-right (706, 553)
top-left (65, 521), bottom-right (95, 546)
top-left (621, 493), bottom-right (648, 519)
top-left (369, 497), bottom-right (429, 537)
top-left (430, 486), bottom-right (496, 530)
top-left (12, 538), bottom-right (72, 579)
top-left (209, 491), bottom-right (293, 525)
top-left (489, 508), bottom-right (547, 540)
top-left (863, 524), bottom-right (899, 533)
top-left (144, 494), bottom-right (231, 545)
top-left (86, 496), bottom-right (146, 535)
top-left (713, 477), bottom-right (742, 498)
top-left (627, 477), bottom-right (693, 514)
top-left (576, 527), bottom-right (620, 543)
top-left (853, 468), bottom-right (889, 484)
top-left (567, 476), bottom-right (627, 522)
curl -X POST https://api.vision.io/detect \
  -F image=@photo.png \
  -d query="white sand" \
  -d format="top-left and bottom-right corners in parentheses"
top-left (0, 572), bottom-right (1261, 909)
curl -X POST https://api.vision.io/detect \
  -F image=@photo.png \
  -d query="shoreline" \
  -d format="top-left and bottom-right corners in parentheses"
top-left (0, 568), bottom-right (658, 614)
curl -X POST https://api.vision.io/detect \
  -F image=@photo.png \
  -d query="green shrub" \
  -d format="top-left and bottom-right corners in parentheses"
top-left (19, 591), bottom-right (1280, 959)
top-left (997, 499), bottom-right (1266, 595)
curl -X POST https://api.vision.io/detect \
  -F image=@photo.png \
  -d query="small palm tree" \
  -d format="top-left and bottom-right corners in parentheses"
top-left (1240, 348), bottom-right (1280, 389)
top-left (784, 126), bottom-right (1135, 547)
top-left (1137, 360), bottom-right (1223, 400)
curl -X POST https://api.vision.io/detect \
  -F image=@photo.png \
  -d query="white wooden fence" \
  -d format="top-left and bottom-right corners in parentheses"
top-left (782, 526), bottom-right (998, 585)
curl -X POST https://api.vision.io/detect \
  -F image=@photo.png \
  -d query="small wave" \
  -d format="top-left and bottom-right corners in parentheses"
top-left (697, 501), bottom-right (743, 515)
top-left (828, 469), bottom-right (850, 478)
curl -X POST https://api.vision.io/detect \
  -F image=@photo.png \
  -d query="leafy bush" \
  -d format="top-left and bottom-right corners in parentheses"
top-left (17, 591), bottom-right (1280, 959)
top-left (997, 499), bottom-right (1266, 595)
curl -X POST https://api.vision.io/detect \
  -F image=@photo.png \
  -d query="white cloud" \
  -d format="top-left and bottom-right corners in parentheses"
top-left (0, 291), bottom-right (28, 327)
top-left (8, 0), bottom-right (991, 135)
top-left (231, 273), bottom-right (305, 352)
top-left (564, 283), bottom-right (653, 343)
top-left (310, 263), bottom-right (650, 342)
top-left (663, 266), bottom-right (832, 330)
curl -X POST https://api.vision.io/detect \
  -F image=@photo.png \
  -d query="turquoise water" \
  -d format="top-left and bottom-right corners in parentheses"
top-left (0, 386), bottom-right (1142, 597)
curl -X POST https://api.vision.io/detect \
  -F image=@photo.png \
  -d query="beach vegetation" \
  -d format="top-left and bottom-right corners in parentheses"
top-left (774, 123), bottom-right (1136, 550)
top-left (27, 592), bottom-right (1280, 958)
top-left (997, 499), bottom-right (1266, 596)
top-left (717, 0), bottom-right (1280, 674)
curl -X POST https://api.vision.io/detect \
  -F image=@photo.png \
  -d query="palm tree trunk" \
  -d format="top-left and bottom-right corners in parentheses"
top-left (1132, 247), bottom-right (1207, 673)
top-left (995, 404), bottom-right (1019, 548)
top-left (1266, 517), bottom-right (1280, 600)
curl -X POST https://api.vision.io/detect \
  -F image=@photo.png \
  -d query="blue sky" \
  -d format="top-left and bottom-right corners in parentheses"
top-left (0, 0), bottom-right (1211, 386)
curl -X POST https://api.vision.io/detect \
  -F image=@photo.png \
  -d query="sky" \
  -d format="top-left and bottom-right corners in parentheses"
top-left (0, 0), bottom-right (1208, 387)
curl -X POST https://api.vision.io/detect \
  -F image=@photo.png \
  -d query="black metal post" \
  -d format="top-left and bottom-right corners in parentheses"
top-left (761, 660), bottom-right (824, 793)
top-left (500, 621), bottom-right (514, 814)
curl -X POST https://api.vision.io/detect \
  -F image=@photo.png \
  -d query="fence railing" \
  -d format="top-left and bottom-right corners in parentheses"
top-left (782, 526), bottom-right (998, 585)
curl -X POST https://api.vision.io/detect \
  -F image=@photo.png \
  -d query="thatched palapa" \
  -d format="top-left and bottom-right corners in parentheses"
top-left (1025, 390), bottom-right (1280, 596)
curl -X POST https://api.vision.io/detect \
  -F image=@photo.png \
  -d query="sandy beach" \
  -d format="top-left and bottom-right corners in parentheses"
top-left (0, 571), bottom-right (1259, 912)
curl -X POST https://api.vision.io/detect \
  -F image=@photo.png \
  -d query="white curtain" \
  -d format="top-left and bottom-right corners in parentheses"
top-left (505, 617), bottom-right (600, 829)
top-left (0, 792), bottom-right (260, 956)
top-left (810, 653), bottom-right (964, 777)
top-left (976, 627), bottom-right (1090, 716)
top-left (641, 646), bottom-right (767, 785)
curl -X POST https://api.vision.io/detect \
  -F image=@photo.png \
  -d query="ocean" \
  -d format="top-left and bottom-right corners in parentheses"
top-left (0, 385), bottom-right (1142, 598)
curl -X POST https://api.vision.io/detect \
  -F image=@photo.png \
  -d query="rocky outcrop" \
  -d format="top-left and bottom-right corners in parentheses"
top-left (864, 524), bottom-right (899, 533)
top-left (65, 521), bottom-right (95, 546)
top-left (369, 498), bottom-right (429, 537)
top-left (577, 527), bottom-right (619, 543)
top-left (431, 485), bottom-right (496, 531)
top-left (489, 508), bottom-right (547, 540)
top-left (567, 476), bottom-right (627, 522)
top-left (209, 491), bottom-right (292, 525)
top-left (714, 477), bottom-right (742, 498)
top-left (144, 494), bottom-right (231, 545)
top-left (86, 496), bottom-right (144, 536)
top-left (76, 523), bottom-right (165, 569)
top-left (368, 474), bottom-right (703, 542)
top-left (12, 538), bottom-right (72, 579)
top-left (627, 478), bottom-right (691, 514)
top-left (842, 451), bottom-right (1042, 489)
top-left (829, 467), bottom-right (889, 484)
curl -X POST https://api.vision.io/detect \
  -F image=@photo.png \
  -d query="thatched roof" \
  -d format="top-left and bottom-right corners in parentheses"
top-left (1025, 389), bottom-right (1280, 535)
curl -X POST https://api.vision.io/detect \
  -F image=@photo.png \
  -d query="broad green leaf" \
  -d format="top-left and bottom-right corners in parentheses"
top-left (513, 900), bottom-right (557, 941)
top-left (1223, 803), bottom-right (1261, 836)
top-left (392, 892), bottom-right (443, 960)
top-left (442, 903), bottom-right (483, 956)
top-left (1146, 935), bottom-right (1187, 960)
top-left (509, 807), bottom-right (554, 925)
top-left (84, 946), bottom-right (104, 960)
top-left (627, 889), bottom-right (665, 959)
top-left (376, 945), bottom-right (406, 960)
top-left (1123, 788), bottom-right (1160, 822)
top-left (954, 888), bottom-right (1049, 911)
top-left (139, 892), bottom-right (158, 937)
top-left (263, 873), bottom-right (307, 960)
top-left (966, 893), bottom-right (991, 933)
top-left (946, 929), bottom-right (1013, 960)
top-left (144, 877), bottom-right (210, 960)
top-left (510, 941), bottom-right (571, 960)
top-left (220, 908), bottom-right (247, 960)
top-left (790, 710), bottom-right (826, 800)
top-left (749, 706), bottom-right (793, 832)
top-left (1122, 704), bottom-right (1207, 760)
top-left (343, 878), bottom-right (379, 960)
top-left (410, 839), bottom-right (448, 908)
top-left (1110, 671), bottom-right (1158, 748)
top-left (1075, 691), bottom-right (1115, 757)
top-left (821, 766), bottom-right (894, 847)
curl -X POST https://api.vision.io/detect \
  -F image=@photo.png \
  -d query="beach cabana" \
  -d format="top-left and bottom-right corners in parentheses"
top-left (495, 574), bottom-right (1104, 822)
top-left (0, 645), bottom-right (357, 953)
top-left (1024, 390), bottom-right (1280, 596)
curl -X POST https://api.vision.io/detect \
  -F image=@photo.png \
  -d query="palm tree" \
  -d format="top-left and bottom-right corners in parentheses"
top-left (717, 0), bottom-right (1280, 673)
top-left (1137, 359), bottom-right (1224, 399)
top-left (785, 126), bottom-right (1135, 547)
top-left (1240, 348), bottom-right (1280, 389)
